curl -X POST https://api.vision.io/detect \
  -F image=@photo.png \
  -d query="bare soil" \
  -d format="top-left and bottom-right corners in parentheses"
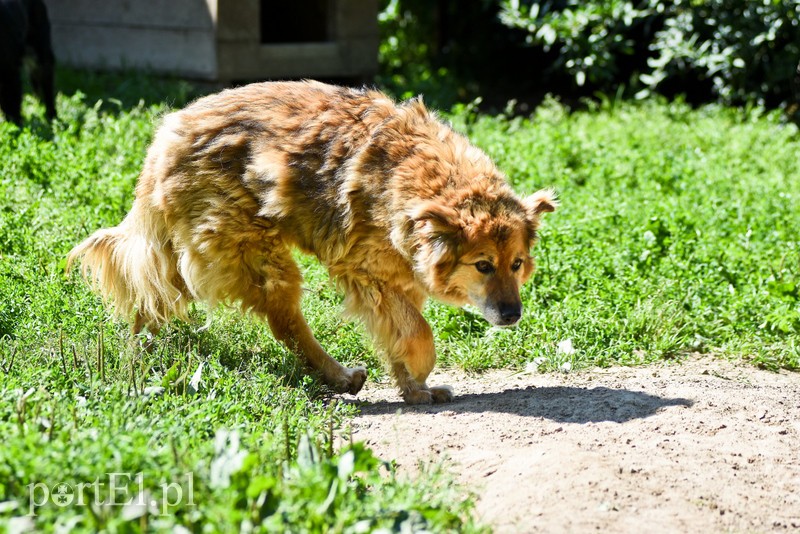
top-left (349, 356), bottom-right (800, 533)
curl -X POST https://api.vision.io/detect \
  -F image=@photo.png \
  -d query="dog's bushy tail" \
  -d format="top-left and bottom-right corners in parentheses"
top-left (67, 200), bottom-right (189, 331)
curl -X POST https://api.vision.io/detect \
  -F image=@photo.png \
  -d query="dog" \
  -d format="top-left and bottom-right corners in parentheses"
top-left (0, 0), bottom-right (56, 125)
top-left (68, 81), bottom-right (556, 404)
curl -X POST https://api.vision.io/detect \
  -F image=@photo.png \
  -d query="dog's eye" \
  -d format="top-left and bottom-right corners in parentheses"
top-left (475, 261), bottom-right (495, 274)
top-left (511, 259), bottom-right (523, 272)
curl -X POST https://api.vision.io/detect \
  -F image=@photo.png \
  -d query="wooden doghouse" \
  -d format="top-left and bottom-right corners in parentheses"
top-left (44, 0), bottom-right (379, 82)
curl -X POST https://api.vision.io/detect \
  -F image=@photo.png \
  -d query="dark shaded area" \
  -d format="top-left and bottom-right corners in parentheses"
top-left (354, 385), bottom-right (693, 423)
top-left (0, 0), bottom-right (56, 125)
top-left (260, 0), bottom-right (330, 44)
top-left (378, 0), bottom-right (664, 111)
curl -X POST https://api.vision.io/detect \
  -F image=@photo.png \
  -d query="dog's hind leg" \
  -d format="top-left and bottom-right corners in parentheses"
top-left (133, 311), bottom-right (161, 336)
top-left (246, 248), bottom-right (367, 395)
top-left (27, 0), bottom-right (56, 121)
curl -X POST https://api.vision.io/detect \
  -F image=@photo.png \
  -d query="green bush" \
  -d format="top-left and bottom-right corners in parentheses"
top-left (645, 1), bottom-right (800, 107)
top-left (377, 0), bottom-right (490, 107)
top-left (498, 0), bottom-right (800, 106)
top-left (499, 0), bottom-right (657, 88)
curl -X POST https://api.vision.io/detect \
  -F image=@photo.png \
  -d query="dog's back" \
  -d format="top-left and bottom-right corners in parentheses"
top-left (144, 81), bottom-right (399, 257)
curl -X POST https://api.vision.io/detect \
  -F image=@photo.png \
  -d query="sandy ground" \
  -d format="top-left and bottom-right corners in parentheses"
top-left (349, 356), bottom-right (800, 533)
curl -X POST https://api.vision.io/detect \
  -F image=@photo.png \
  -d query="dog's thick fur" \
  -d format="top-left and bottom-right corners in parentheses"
top-left (68, 81), bottom-right (555, 404)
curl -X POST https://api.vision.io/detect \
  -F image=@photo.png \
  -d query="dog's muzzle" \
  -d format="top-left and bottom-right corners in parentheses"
top-left (496, 301), bottom-right (522, 326)
top-left (477, 300), bottom-right (523, 327)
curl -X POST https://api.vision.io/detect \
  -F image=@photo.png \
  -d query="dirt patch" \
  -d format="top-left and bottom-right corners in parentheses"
top-left (349, 357), bottom-right (800, 532)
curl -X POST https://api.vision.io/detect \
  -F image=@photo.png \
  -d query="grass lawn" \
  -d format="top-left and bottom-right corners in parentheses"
top-left (1, 71), bottom-right (798, 531)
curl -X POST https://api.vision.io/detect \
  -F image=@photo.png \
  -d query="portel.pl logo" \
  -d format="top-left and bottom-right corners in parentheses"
top-left (26, 472), bottom-right (194, 516)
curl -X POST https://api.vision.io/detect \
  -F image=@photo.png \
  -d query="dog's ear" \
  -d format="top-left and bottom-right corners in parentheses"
top-left (409, 201), bottom-right (464, 273)
top-left (522, 189), bottom-right (557, 242)
top-left (411, 201), bottom-right (464, 240)
top-left (523, 189), bottom-right (558, 217)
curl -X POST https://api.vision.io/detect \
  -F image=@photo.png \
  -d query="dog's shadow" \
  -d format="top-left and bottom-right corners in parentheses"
top-left (352, 385), bottom-right (693, 424)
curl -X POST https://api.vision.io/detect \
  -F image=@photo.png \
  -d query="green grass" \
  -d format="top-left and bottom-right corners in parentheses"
top-left (0, 74), bottom-right (481, 532)
top-left (1, 71), bottom-right (799, 531)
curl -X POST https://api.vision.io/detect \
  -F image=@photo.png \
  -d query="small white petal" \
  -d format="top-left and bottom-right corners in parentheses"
top-left (557, 339), bottom-right (576, 356)
top-left (525, 356), bottom-right (547, 373)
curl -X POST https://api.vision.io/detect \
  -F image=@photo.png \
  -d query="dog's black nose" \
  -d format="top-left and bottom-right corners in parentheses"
top-left (498, 302), bottom-right (522, 324)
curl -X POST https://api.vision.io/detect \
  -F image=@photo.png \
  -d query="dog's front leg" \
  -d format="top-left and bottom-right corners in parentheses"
top-left (353, 288), bottom-right (453, 404)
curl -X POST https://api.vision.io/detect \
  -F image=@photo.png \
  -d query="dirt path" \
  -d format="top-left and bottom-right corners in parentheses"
top-left (349, 357), bottom-right (800, 533)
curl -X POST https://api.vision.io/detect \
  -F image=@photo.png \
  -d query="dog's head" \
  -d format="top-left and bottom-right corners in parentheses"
top-left (411, 189), bottom-right (557, 326)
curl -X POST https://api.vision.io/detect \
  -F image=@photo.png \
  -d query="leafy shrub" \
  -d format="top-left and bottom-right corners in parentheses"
top-left (645, 1), bottom-right (800, 107)
top-left (498, 0), bottom-right (658, 88)
top-left (498, 0), bottom-right (800, 106)
top-left (378, 0), bottom-right (442, 99)
top-left (377, 0), bottom-right (559, 110)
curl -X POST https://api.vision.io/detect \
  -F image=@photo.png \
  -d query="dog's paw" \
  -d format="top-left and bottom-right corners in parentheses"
top-left (429, 385), bottom-right (454, 403)
top-left (343, 365), bottom-right (367, 395)
top-left (402, 388), bottom-right (433, 405)
top-left (400, 384), bottom-right (455, 405)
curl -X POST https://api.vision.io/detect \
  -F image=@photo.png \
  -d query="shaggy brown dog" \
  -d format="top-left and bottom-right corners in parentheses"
top-left (68, 81), bottom-right (556, 404)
